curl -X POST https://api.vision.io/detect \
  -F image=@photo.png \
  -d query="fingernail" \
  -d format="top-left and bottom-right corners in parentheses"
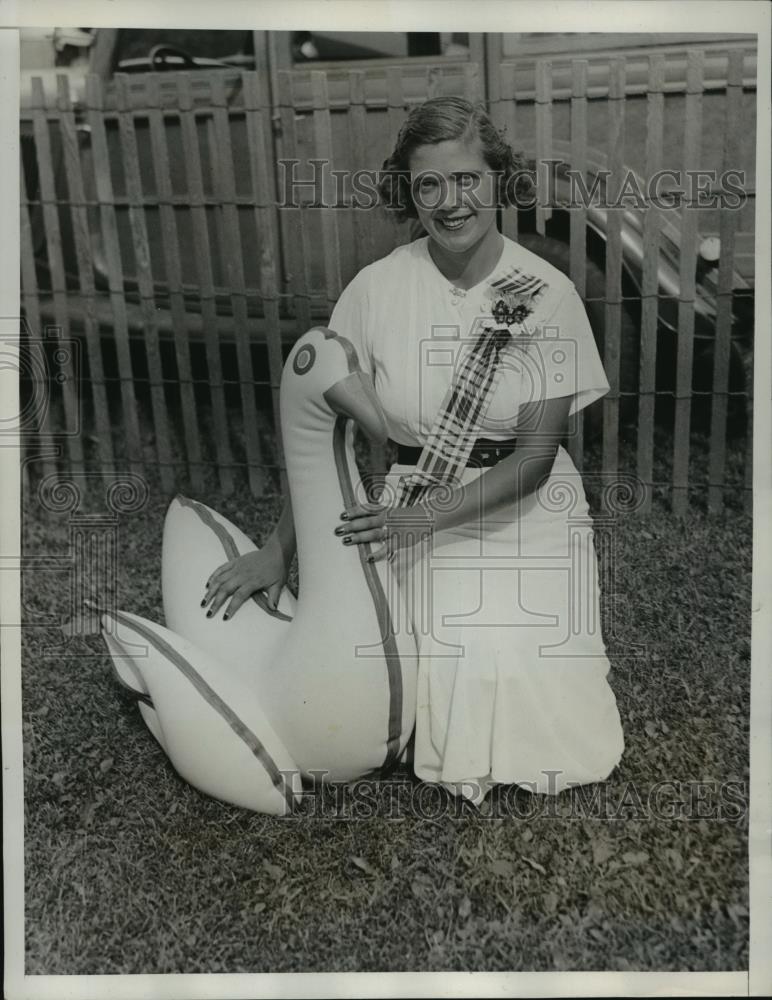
top-left (334, 526), bottom-right (345, 535)
top-left (206, 610), bottom-right (213, 618)
top-left (343, 537), bottom-right (352, 545)
top-left (366, 555), bottom-right (373, 563)
top-left (223, 613), bottom-right (229, 621)
top-left (340, 512), bottom-right (349, 520)
top-left (200, 598), bottom-right (206, 607)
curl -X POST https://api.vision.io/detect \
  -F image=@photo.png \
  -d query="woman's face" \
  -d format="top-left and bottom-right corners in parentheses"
top-left (408, 137), bottom-right (499, 256)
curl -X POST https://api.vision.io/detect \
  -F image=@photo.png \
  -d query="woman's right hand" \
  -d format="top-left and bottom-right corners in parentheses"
top-left (201, 534), bottom-right (289, 621)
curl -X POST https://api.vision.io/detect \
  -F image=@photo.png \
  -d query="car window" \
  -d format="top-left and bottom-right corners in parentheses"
top-left (291, 31), bottom-right (470, 63)
top-left (111, 28), bottom-right (254, 70)
top-left (109, 29), bottom-right (471, 72)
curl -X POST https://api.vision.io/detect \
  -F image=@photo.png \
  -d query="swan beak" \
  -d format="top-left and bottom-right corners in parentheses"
top-left (323, 370), bottom-right (389, 444)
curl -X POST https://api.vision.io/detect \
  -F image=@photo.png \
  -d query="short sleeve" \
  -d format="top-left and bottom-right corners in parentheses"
top-left (522, 282), bottom-right (610, 416)
top-left (327, 268), bottom-right (374, 380)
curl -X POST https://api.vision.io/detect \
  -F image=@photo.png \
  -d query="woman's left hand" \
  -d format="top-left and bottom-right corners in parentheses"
top-left (335, 503), bottom-right (433, 563)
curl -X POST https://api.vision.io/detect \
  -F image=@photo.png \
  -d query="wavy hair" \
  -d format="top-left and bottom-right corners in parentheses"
top-left (377, 96), bottom-right (532, 223)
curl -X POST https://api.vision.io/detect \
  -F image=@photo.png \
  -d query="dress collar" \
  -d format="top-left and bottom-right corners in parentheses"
top-left (418, 236), bottom-right (509, 300)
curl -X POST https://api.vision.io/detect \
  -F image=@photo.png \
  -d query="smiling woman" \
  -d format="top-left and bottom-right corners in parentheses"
top-left (206, 96), bottom-right (625, 804)
top-left (408, 139), bottom-right (502, 283)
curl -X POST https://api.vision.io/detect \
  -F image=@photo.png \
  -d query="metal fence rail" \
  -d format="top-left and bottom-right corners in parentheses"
top-left (19, 46), bottom-right (755, 513)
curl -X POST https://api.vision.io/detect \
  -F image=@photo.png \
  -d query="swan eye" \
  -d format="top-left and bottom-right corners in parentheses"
top-left (293, 345), bottom-right (316, 375)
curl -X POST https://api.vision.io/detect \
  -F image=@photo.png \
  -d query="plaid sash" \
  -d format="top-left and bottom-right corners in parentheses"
top-left (394, 265), bottom-right (549, 508)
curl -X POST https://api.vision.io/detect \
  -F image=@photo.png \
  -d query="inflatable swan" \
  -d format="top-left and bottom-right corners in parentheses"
top-left (99, 327), bottom-right (418, 814)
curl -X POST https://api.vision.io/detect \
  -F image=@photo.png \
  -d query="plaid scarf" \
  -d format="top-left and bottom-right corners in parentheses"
top-left (394, 265), bottom-right (549, 509)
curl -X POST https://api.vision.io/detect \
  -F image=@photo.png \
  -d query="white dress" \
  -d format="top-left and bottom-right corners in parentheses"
top-left (329, 236), bottom-right (625, 801)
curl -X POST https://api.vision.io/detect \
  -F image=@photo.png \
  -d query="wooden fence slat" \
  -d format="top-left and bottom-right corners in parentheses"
top-left (19, 150), bottom-right (58, 483)
top-left (204, 114), bottom-right (231, 296)
top-left (311, 72), bottom-right (344, 314)
top-left (259, 246), bottom-right (288, 496)
top-left (567, 59), bottom-right (589, 473)
top-left (85, 73), bottom-right (145, 476)
top-left (209, 73), bottom-right (266, 496)
top-left (243, 70), bottom-right (287, 492)
top-left (386, 67), bottom-right (405, 147)
top-left (708, 49), bottom-right (744, 514)
top-left (386, 69), bottom-right (406, 252)
top-left (498, 62), bottom-right (519, 242)
top-left (462, 62), bottom-right (482, 103)
top-left (348, 70), bottom-right (375, 269)
top-left (637, 54), bottom-right (666, 514)
top-left (242, 71), bottom-right (282, 265)
top-left (483, 31), bottom-right (502, 112)
top-left (708, 249), bottom-right (738, 509)
top-left (426, 65), bottom-right (442, 100)
top-left (467, 33), bottom-right (485, 73)
top-left (277, 70), bottom-right (313, 334)
top-left (672, 50), bottom-right (704, 517)
top-left (145, 76), bottom-right (205, 493)
top-left (177, 73), bottom-right (235, 495)
top-left (534, 60), bottom-right (553, 236)
top-left (57, 76), bottom-right (116, 477)
top-left (602, 58), bottom-right (626, 490)
top-left (743, 350), bottom-right (752, 513)
top-left (346, 69), bottom-right (385, 478)
top-left (30, 77), bottom-right (85, 476)
top-left (568, 61), bottom-right (589, 297)
top-left (114, 75), bottom-right (175, 493)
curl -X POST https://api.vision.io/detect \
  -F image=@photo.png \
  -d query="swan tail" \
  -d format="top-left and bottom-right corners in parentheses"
top-left (99, 608), bottom-right (153, 703)
top-left (137, 700), bottom-right (166, 749)
top-left (99, 608), bottom-right (302, 816)
top-left (99, 608), bottom-right (171, 753)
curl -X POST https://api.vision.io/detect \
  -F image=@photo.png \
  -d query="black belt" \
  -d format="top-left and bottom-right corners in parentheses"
top-left (394, 437), bottom-right (518, 468)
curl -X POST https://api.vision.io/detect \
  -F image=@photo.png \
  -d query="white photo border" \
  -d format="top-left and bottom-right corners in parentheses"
top-left (2, 2), bottom-right (770, 997)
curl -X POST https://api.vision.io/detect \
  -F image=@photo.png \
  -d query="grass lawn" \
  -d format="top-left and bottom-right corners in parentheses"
top-left (19, 449), bottom-right (751, 973)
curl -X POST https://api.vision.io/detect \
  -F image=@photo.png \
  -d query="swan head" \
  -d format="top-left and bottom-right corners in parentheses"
top-left (282, 327), bottom-right (389, 444)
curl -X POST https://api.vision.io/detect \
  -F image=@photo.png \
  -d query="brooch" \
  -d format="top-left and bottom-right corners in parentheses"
top-left (491, 293), bottom-right (534, 327)
top-left (485, 266), bottom-right (549, 331)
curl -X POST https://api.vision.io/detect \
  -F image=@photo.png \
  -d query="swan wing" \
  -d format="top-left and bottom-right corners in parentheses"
top-left (162, 495), bottom-right (295, 675)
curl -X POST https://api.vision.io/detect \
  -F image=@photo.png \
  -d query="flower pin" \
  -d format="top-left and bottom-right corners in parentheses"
top-left (486, 267), bottom-right (549, 329)
top-left (491, 293), bottom-right (534, 327)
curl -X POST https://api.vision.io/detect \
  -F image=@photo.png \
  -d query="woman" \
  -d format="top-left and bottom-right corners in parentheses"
top-left (203, 97), bottom-right (625, 803)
